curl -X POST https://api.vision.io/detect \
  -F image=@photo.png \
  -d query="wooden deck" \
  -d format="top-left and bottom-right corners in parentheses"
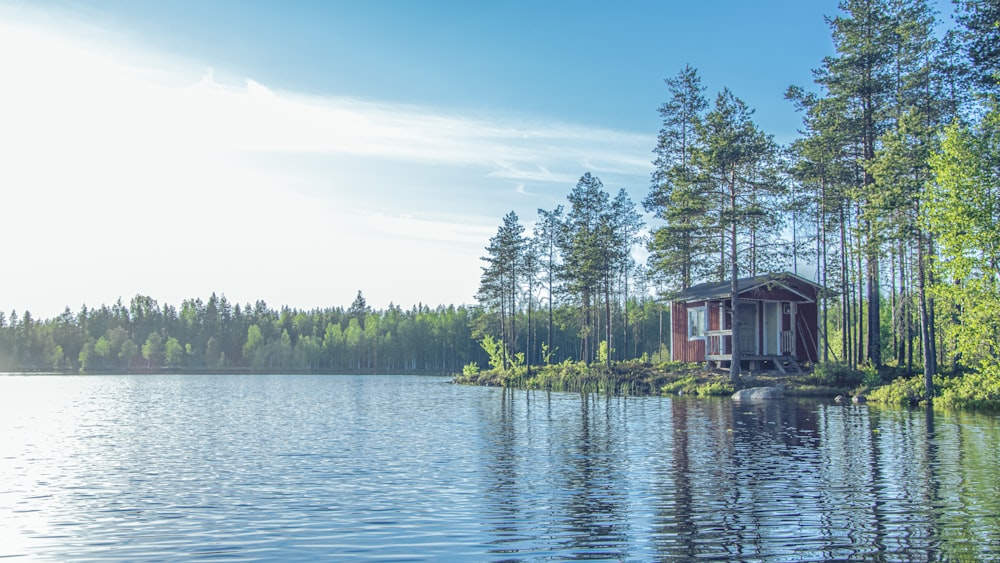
top-left (705, 353), bottom-right (804, 374)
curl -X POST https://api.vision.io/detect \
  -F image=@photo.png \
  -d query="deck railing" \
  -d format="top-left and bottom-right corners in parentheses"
top-left (706, 329), bottom-right (732, 360)
top-left (707, 330), bottom-right (794, 361)
top-left (781, 330), bottom-right (794, 354)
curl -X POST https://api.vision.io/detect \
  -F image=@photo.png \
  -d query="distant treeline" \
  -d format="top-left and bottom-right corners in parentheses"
top-left (0, 291), bottom-right (668, 373)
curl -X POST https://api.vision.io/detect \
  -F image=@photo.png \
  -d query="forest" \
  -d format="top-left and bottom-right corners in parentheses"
top-left (0, 291), bottom-right (670, 374)
top-left (2, 1), bottom-right (999, 401)
top-left (474, 0), bottom-right (1000, 401)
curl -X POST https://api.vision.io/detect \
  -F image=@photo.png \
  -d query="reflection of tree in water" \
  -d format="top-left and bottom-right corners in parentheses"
top-left (479, 387), bottom-right (534, 558)
top-left (476, 390), bottom-right (633, 560)
top-left (648, 397), bottom-right (697, 559)
top-left (866, 406), bottom-right (1000, 561)
top-left (720, 398), bottom-right (832, 560)
top-left (939, 408), bottom-right (1000, 560)
top-left (550, 393), bottom-right (630, 560)
top-left (473, 388), bottom-right (1000, 560)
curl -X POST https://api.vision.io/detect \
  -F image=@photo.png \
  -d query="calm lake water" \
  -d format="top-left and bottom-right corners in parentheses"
top-left (2, 374), bottom-right (999, 562)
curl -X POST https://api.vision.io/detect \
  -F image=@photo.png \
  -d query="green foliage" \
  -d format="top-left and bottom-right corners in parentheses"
top-left (512, 352), bottom-right (525, 369)
top-left (164, 337), bottom-right (184, 368)
top-left (865, 369), bottom-right (1000, 411)
top-left (597, 340), bottom-right (612, 366)
top-left (935, 368), bottom-right (1000, 411)
top-left (660, 373), bottom-right (733, 396)
top-left (860, 364), bottom-right (882, 389)
top-left (477, 211), bottom-right (527, 371)
top-left (661, 375), bottom-right (698, 395)
top-left (695, 381), bottom-right (735, 396)
top-left (927, 107), bottom-right (1000, 382)
top-left (0, 289), bottom-right (672, 374)
top-left (540, 342), bottom-right (556, 365)
top-left (119, 339), bottom-right (138, 369)
top-left (49, 344), bottom-right (64, 371)
top-left (142, 332), bottom-right (164, 368)
top-left (867, 375), bottom-right (928, 406)
top-left (646, 65), bottom-right (713, 292)
top-left (78, 341), bottom-right (94, 372)
top-left (810, 362), bottom-right (865, 388)
top-left (480, 334), bottom-right (506, 372)
top-left (462, 362), bottom-right (480, 376)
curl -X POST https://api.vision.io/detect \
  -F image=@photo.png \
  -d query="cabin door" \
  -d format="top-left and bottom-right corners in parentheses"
top-left (737, 302), bottom-right (758, 355)
top-left (763, 302), bottom-right (780, 355)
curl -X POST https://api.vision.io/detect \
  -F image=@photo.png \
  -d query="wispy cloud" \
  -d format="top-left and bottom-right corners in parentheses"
top-left (0, 8), bottom-right (653, 316)
top-left (165, 76), bottom-right (653, 183)
top-left (0, 10), bottom-right (653, 200)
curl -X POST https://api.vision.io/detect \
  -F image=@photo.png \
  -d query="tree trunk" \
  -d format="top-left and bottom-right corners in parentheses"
top-left (867, 230), bottom-right (881, 368)
top-left (623, 270), bottom-right (630, 363)
top-left (819, 177), bottom-right (828, 364)
top-left (605, 276), bottom-right (612, 369)
top-left (841, 202), bottom-right (850, 366)
top-left (926, 235), bottom-right (938, 374)
top-left (917, 227), bottom-right (934, 400)
top-left (905, 244), bottom-right (914, 372)
top-left (729, 176), bottom-right (741, 383)
top-left (856, 214), bottom-right (865, 367)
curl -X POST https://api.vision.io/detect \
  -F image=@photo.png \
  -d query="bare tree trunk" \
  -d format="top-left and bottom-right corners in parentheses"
top-left (906, 243), bottom-right (914, 372)
top-left (926, 233), bottom-right (938, 375)
top-left (856, 211), bottom-right (865, 368)
top-left (623, 270), bottom-right (629, 363)
top-left (899, 239), bottom-right (907, 369)
top-left (841, 202), bottom-right (851, 366)
top-left (917, 227), bottom-right (934, 400)
top-left (604, 276), bottom-right (612, 369)
top-left (729, 176), bottom-right (741, 383)
top-left (889, 240), bottom-right (903, 365)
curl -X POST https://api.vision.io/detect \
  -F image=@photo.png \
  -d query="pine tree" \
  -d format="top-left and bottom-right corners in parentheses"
top-left (560, 173), bottom-right (612, 364)
top-left (692, 89), bottom-right (777, 381)
top-left (645, 65), bottom-right (713, 293)
top-left (787, 87), bottom-right (856, 364)
top-left (814, 0), bottom-right (895, 368)
top-left (955, 0), bottom-right (1000, 96)
top-left (477, 211), bottom-right (526, 369)
top-left (534, 206), bottom-right (564, 361)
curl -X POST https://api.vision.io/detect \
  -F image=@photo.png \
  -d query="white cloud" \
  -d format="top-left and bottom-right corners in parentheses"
top-left (0, 8), bottom-right (652, 317)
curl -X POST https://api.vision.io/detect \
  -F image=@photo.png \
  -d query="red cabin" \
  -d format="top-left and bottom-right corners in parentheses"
top-left (670, 272), bottom-right (822, 373)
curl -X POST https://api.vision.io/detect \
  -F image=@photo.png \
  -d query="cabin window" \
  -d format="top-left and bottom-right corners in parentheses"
top-left (688, 307), bottom-right (707, 340)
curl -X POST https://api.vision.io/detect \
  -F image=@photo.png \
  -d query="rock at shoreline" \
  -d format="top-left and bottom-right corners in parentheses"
top-left (732, 386), bottom-right (785, 401)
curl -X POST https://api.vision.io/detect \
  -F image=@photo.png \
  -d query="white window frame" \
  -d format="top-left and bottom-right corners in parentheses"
top-left (688, 306), bottom-right (707, 341)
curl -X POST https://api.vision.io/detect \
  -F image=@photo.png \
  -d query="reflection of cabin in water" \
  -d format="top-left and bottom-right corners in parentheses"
top-left (671, 273), bottom-right (822, 374)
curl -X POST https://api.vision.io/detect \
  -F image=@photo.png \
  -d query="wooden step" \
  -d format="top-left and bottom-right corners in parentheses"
top-left (772, 356), bottom-right (802, 375)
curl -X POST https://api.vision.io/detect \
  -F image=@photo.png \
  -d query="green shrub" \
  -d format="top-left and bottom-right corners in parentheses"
top-left (810, 362), bottom-right (864, 388)
top-left (661, 375), bottom-right (697, 395)
top-left (861, 365), bottom-right (882, 388)
top-left (597, 340), bottom-right (613, 366)
top-left (696, 381), bottom-right (735, 396)
top-left (935, 368), bottom-right (1000, 410)
top-left (480, 334), bottom-right (505, 372)
top-left (867, 376), bottom-right (926, 406)
top-left (462, 362), bottom-right (480, 376)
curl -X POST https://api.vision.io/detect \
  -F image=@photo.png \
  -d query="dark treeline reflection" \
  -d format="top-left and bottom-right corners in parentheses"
top-left (475, 392), bottom-right (1000, 561)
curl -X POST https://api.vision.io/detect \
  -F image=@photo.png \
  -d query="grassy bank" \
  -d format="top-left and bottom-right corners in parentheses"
top-left (454, 360), bottom-right (1000, 411)
top-left (453, 359), bottom-right (851, 398)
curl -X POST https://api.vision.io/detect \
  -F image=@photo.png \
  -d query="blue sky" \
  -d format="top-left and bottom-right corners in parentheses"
top-left (1, 0), bottom-right (904, 318)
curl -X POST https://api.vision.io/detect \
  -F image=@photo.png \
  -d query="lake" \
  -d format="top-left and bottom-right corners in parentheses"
top-left (1, 374), bottom-right (999, 561)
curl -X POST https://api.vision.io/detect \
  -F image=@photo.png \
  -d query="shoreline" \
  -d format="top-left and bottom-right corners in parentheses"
top-left (453, 361), bottom-right (1000, 412)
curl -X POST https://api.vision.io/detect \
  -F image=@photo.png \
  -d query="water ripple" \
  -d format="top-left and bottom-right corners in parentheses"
top-left (1, 375), bottom-right (1000, 561)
